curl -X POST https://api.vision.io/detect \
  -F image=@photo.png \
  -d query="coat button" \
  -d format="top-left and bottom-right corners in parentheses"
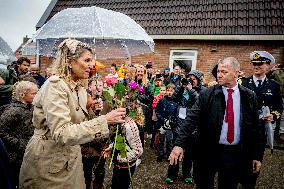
top-left (76, 107), bottom-right (80, 111)
top-left (95, 132), bottom-right (101, 138)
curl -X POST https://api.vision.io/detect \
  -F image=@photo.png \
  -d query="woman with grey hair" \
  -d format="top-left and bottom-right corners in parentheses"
top-left (19, 39), bottom-right (126, 189)
top-left (0, 80), bottom-right (38, 187)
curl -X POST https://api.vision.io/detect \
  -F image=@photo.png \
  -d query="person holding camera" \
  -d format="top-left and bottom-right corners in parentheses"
top-left (164, 76), bottom-right (200, 184)
top-left (188, 70), bottom-right (207, 94)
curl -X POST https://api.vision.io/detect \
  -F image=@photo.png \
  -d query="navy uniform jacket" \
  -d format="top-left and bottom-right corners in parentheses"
top-left (241, 76), bottom-right (282, 120)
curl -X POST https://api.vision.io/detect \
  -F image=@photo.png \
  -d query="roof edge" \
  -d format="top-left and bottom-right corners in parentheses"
top-left (150, 35), bottom-right (284, 40)
top-left (36, 0), bottom-right (58, 30)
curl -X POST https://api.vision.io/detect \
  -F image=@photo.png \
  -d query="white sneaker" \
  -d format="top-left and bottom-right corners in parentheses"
top-left (136, 159), bottom-right (142, 167)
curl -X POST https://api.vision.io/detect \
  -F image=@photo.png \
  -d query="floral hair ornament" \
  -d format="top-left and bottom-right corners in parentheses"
top-left (58, 38), bottom-right (81, 54)
top-left (58, 38), bottom-right (93, 55)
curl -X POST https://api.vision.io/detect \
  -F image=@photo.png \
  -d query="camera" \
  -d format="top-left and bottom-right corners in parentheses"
top-left (181, 78), bottom-right (193, 86)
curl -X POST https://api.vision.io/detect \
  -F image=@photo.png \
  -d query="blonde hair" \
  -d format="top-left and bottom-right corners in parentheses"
top-left (134, 64), bottom-right (147, 85)
top-left (12, 81), bottom-right (38, 102)
top-left (52, 39), bottom-right (93, 86)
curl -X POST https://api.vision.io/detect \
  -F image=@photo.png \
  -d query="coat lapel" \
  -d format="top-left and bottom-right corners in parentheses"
top-left (213, 85), bottom-right (226, 133)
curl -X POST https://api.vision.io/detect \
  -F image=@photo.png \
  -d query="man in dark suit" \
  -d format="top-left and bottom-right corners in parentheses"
top-left (168, 57), bottom-right (265, 189)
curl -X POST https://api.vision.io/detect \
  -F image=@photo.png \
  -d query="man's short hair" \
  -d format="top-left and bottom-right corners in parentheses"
top-left (219, 57), bottom-right (240, 71)
top-left (166, 83), bottom-right (176, 90)
top-left (17, 57), bottom-right (31, 65)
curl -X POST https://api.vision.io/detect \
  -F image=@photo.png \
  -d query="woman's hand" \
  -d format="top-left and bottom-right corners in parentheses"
top-left (92, 98), bottom-right (103, 111)
top-left (105, 108), bottom-right (126, 124)
top-left (87, 95), bottom-right (103, 112)
top-left (102, 146), bottom-right (112, 158)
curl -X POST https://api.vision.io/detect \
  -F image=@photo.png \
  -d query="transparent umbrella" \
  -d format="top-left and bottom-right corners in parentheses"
top-left (23, 6), bottom-right (154, 59)
top-left (0, 37), bottom-right (17, 66)
top-left (261, 106), bottom-right (274, 154)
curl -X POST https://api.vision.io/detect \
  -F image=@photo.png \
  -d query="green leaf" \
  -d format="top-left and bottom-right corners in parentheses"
top-left (128, 110), bottom-right (137, 118)
top-left (107, 87), bottom-right (115, 97)
top-left (115, 135), bottom-right (126, 151)
top-left (102, 90), bottom-right (113, 106)
top-left (120, 150), bottom-right (127, 158)
top-left (114, 83), bottom-right (126, 100)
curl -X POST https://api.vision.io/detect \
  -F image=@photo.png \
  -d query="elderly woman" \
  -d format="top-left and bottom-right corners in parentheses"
top-left (19, 39), bottom-right (126, 189)
top-left (0, 80), bottom-right (38, 187)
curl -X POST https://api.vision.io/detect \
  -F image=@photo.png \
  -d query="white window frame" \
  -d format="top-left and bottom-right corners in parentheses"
top-left (169, 49), bottom-right (198, 71)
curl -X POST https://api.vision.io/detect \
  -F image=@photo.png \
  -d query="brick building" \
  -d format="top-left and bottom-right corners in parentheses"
top-left (36, 0), bottom-right (284, 82)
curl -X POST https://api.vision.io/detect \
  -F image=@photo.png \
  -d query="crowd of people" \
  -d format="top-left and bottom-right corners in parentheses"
top-left (0, 38), bottom-right (283, 189)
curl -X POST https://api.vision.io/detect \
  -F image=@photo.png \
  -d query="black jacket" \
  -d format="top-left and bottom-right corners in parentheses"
top-left (241, 76), bottom-right (283, 120)
top-left (155, 96), bottom-right (178, 130)
top-left (0, 101), bottom-right (34, 165)
top-left (175, 84), bottom-right (265, 162)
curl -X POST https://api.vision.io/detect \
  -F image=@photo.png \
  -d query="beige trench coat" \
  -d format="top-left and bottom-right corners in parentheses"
top-left (19, 76), bottom-right (109, 189)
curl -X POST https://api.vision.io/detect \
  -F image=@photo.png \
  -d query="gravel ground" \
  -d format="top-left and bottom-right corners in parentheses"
top-left (104, 139), bottom-right (284, 189)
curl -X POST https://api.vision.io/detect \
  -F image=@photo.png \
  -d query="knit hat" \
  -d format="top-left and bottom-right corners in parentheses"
top-left (188, 70), bottom-right (202, 80)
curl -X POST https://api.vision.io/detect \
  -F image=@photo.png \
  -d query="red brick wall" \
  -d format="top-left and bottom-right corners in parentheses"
top-left (15, 51), bottom-right (36, 64)
top-left (39, 39), bottom-right (284, 82)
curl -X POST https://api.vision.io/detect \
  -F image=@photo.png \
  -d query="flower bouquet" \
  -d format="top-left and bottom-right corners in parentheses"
top-left (102, 76), bottom-right (144, 185)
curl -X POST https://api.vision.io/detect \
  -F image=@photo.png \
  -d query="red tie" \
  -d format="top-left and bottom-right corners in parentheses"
top-left (226, 89), bottom-right (234, 143)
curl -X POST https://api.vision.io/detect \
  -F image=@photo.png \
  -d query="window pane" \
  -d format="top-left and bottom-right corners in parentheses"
top-left (172, 51), bottom-right (195, 57)
top-left (173, 59), bottom-right (192, 72)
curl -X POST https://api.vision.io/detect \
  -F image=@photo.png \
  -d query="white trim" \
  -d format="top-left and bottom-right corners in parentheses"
top-left (150, 35), bottom-right (284, 40)
top-left (169, 49), bottom-right (198, 71)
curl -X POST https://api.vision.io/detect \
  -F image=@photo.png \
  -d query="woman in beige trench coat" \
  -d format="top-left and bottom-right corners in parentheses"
top-left (19, 39), bottom-right (126, 189)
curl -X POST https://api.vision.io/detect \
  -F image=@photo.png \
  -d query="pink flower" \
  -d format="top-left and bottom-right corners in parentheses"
top-left (138, 86), bottom-right (145, 93)
top-left (105, 77), bottom-right (118, 86)
top-left (129, 81), bottom-right (138, 90)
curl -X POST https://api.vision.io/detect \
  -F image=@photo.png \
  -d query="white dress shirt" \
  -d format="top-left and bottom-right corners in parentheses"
top-left (253, 75), bottom-right (266, 87)
top-left (219, 85), bottom-right (241, 145)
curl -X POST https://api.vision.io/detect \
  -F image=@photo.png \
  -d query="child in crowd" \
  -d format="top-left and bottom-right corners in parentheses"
top-left (155, 84), bottom-right (177, 162)
top-left (103, 117), bottom-right (143, 189)
top-left (151, 85), bottom-right (166, 148)
top-left (152, 74), bottom-right (163, 96)
top-left (165, 78), bottom-right (199, 184)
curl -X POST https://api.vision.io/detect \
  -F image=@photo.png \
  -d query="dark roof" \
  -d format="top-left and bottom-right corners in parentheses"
top-left (37, 0), bottom-right (284, 35)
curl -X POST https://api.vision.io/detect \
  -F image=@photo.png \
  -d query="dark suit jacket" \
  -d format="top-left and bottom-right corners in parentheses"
top-left (175, 84), bottom-right (265, 162)
top-left (241, 76), bottom-right (282, 120)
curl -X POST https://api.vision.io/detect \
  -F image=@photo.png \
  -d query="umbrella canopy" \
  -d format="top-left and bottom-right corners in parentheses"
top-left (27, 6), bottom-right (154, 59)
top-left (0, 37), bottom-right (17, 65)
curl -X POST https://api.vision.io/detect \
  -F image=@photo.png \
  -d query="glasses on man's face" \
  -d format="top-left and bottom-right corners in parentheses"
top-left (252, 62), bottom-right (264, 66)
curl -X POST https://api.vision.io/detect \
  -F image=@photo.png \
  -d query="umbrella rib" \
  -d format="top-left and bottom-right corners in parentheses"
top-left (94, 7), bottom-right (103, 38)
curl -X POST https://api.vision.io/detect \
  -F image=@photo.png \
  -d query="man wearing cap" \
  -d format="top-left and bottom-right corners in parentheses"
top-left (241, 51), bottom-right (283, 187)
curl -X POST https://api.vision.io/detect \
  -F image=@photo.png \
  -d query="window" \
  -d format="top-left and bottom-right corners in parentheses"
top-left (169, 49), bottom-right (198, 73)
top-left (22, 46), bottom-right (37, 56)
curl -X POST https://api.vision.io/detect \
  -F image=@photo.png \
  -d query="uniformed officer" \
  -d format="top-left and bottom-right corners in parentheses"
top-left (241, 51), bottom-right (283, 187)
